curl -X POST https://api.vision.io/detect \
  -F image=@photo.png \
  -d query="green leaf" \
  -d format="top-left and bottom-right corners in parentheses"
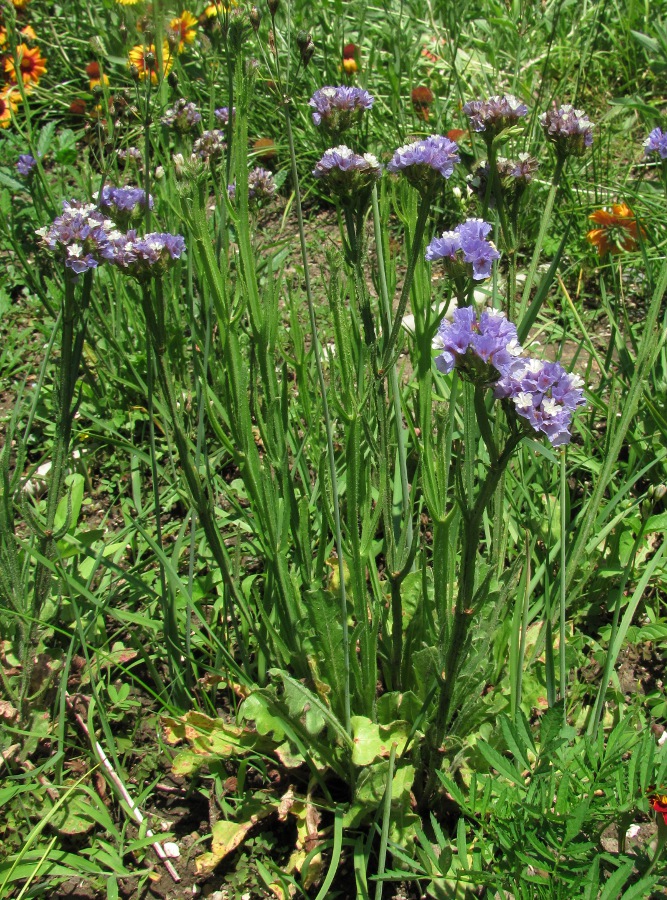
top-left (476, 740), bottom-right (524, 786)
top-left (350, 716), bottom-right (410, 766)
top-left (37, 121), bottom-right (56, 157)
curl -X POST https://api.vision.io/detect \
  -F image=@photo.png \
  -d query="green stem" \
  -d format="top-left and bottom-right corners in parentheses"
top-left (518, 156), bottom-right (565, 325)
top-left (283, 100), bottom-right (352, 736)
top-left (382, 188), bottom-right (433, 367)
top-left (559, 448), bottom-right (567, 713)
top-left (372, 186), bottom-right (412, 551)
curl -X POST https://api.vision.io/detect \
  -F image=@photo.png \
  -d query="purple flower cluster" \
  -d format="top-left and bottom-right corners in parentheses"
top-left (107, 230), bottom-right (186, 279)
top-left (248, 166), bottom-right (276, 201)
top-left (17, 154), bottom-right (37, 176)
top-left (228, 167), bottom-right (278, 204)
top-left (36, 200), bottom-right (120, 275)
top-left (313, 145), bottom-right (382, 198)
top-left (434, 307), bottom-right (586, 445)
top-left (387, 135), bottom-right (460, 193)
top-left (435, 306), bottom-right (522, 379)
top-left (192, 129), bottom-right (226, 162)
top-left (161, 98), bottom-right (202, 133)
top-left (468, 154), bottom-right (538, 205)
top-left (37, 198), bottom-right (185, 280)
top-left (644, 127), bottom-right (667, 159)
top-left (309, 86), bottom-right (374, 132)
top-left (117, 147), bottom-right (143, 164)
top-left (494, 358), bottom-right (586, 446)
top-left (426, 219), bottom-right (500, 281)
top-left (97, 185), bottom-right (154, 227)
top-left (540, 105), bottom-right (594, 157)
top-left (214, 106), bottom-right (235, 125)
top-left (463, 94), bottom-right (528, 136)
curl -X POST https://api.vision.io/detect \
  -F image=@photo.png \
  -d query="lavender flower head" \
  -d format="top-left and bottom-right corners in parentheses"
top-left (214, 106), bottom-right (235, 125)
top-left (107, 230), bottom-right (186, 280)
top-left (494, 358), bottom-right (586, 446)
top-left (387, 135), bottom-right (459, 193)
top-left (96, 185), bottom-right (154, 227)
top-left (161, 98), bottom-right (202, 133)
top-left (36, 200), bottom-right (120, 276)
top-left (313, 145), bottom-right (382, 198)
top-left (468, 154), bottom-right (538, 205)
top-left (463, 94), bottom-right (528, 136)
top-left (309, 86), bottom-right (374, 133)
top-left (192, 129), bottom-right (226, 163)
top-left (117, 147), bottom-right (143, 164)
top-left (17, 154), bottom-right (37, 177)
top-left (248, 166), bottom-right (276, 201)
top-left (435, 306), bottom-right (523, 382)
top-left (644, 127), bottom-right (667, 160)
top-left (540, 105), bottom-right (594, 158)
top-left (426, 219), bottom-right (500, 281)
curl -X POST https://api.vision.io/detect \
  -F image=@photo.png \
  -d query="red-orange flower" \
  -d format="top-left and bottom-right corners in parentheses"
top-left (169, 10), bottom-right (197, 53)
top-left (447, 128), bottom-right (466, 143)
top-left (5, 43), bottom-right (46, 86)
top-left (128, 42), bottom-right (173, 83)
top-left (650, 792), bottom-right (667, 826)
top-left (587, 203), bottom-right (645, 255)
top-left (0, 88), bottom-right (19, 127)
top-left (411, 85), bottom-right (434, 121)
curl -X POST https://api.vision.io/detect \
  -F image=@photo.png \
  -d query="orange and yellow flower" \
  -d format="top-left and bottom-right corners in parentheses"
top-left (21, 25), bottom-right (37, 41)
top-left (650, 791), bottom-right (667, 827)
top-left (0, 87), bottom-right (20, 127)
top-left (169, 10), bottom-right (197, 52)
top-left (202, 0), bottom-right (236, 18)
top-left (342, 57), bottom-right (358, 74)
top-left (587, 203), bottom-right (645, 256)
top-left (85, 60), bottom-right (109, 89)
top-left (116, 0), bottom-right (141, 6)
top-left (128, 42), bottom-right (173, 83)
top-left (4, 43), bottom-right (46, 86)
top-left (11, 0), bottom-right (31, 9)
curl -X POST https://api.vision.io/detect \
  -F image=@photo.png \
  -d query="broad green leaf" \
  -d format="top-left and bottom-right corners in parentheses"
top-left (350, 716), bottom-right (410, 766)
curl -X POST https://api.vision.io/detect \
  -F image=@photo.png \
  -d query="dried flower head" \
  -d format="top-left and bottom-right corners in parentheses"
top-left (426, 219), bottom-right (500, 282)
top-left (463, 94), bottom-right (528, 136)
top-left (587, 203), bottom-right (645, 255)
top-left (540, 104), bottom-right (593, 157)
top-left (468, 153), bottom-right (538, 204)
top-left (411, 86), bottom-right (434, 122)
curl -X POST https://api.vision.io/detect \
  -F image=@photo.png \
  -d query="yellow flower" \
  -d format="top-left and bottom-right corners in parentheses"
top-left (203, 0), bottom-right (236, 17)
top-left (169, 10), bottom-right (197, 53)
top-left (11, 0), bottom-right (31, 9)
top-left (128, 42), bottom-right (173, 83)
top-left (342, 57), bottom-right (358, 74)
top-left (21, 25), bottom-right (37, 41)
top-left (0, 87), bottom-right (20, 127)
top-left (5, 43), bottom-right (47, 86)
top-left (117, 0), bottom-right (141, 6)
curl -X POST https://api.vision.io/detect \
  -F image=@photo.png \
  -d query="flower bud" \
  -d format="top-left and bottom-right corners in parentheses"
top-left (250, 6), bottom-right (261, 31)
top-left (167, 71), bottom-right (179, 89)
top-left (267, 0), bottom-right (279, 16)
top-left (129, 64), bottom-right (140, 82)
top-left (296, 30), bottom-right (310, 51)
